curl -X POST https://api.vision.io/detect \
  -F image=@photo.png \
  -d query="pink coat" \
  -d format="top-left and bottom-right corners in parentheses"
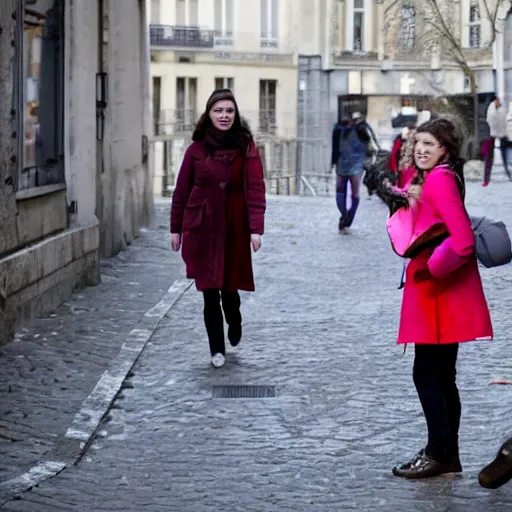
top-left (391, 166), bottom-right (493, 344)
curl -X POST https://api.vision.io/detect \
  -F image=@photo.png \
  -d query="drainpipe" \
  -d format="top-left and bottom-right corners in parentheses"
top-left (324, 0), bottom-right (332, 70)
top-left (496, 21), bottom-right (505, 102)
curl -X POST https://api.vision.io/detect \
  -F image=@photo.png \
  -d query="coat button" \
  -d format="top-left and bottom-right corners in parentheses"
top-left (220, 182), bottom-right (226, 190)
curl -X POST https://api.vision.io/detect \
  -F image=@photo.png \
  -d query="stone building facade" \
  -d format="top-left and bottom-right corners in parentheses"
top-left (0, 0), bottom-right (153, 344)
top-left (149, 0), bottom-right (299, 138)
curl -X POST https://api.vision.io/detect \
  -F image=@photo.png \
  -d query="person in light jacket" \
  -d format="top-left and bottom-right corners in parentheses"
top-left (170, 89), bottom-right (266, 369)
top-left (382, 117), bottom-right (493, 479)
top-left (484, 95), bottom-right (512, 185)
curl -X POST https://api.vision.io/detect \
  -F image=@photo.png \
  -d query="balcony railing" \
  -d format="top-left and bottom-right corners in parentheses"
top-left (261, 36), bottom-right (278, 49)
top-left (150, 25), bottom-right (214, 49)
top-left (214, 30), bottom-right (234, 47)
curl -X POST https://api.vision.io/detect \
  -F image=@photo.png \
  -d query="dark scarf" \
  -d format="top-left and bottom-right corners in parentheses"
top-left (203, 124), bottom-right (250, 154)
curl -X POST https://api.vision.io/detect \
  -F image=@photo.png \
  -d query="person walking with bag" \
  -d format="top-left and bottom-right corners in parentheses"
top-left (170, 89), bottom-right (266, 368)
top-left (382, 117), bottom-right (493, 479)
top-left (334, 112), bottom-right (377, 234)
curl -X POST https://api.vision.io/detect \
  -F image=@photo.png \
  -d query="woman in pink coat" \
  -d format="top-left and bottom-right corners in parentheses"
top-left (384, 117), bottom-right (493, 479)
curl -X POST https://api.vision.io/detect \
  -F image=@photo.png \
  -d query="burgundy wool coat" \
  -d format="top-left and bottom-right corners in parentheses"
top-left (170, 141), bottom-right (266, 291)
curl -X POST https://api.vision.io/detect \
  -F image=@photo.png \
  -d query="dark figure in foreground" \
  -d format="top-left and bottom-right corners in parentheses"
top-left (479, 437), bottom-right (512, 489)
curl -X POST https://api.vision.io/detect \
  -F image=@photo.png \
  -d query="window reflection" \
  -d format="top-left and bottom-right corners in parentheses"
top-left (21, 0), bottom-right (64, 190)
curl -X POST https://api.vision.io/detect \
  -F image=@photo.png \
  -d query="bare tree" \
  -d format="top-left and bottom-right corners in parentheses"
top-left (423, 0), bottom-right (510, 150)
top-left (384, 0), bottom-right (511, 154)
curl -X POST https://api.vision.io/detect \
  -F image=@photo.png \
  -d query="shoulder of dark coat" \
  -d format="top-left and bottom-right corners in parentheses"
top-left (186, 141), bottom-right (207, 158)
top-left (246, 140), bottom-right (260, 158)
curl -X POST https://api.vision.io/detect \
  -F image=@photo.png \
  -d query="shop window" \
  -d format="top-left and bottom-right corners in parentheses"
top-left (14, 0), bottom-right (65, 191)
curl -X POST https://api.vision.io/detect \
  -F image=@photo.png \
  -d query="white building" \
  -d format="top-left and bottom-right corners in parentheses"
top-left (296, 0), bottom-right (497, 148)
top-left (149, 0), bottom-right (299, 138)
top-left (0, 0), bottom-right (152, 344)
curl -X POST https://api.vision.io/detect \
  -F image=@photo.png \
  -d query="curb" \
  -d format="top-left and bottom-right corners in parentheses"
top-left (0, 278), bottom-right (193, 505)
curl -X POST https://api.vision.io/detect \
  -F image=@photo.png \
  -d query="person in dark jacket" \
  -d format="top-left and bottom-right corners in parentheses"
top-left (331, 113), bottom-right (377, 233)
top-left (170, 89), bottom-right (266, 368)
top-left (331, 119), bottom-right (350, 170)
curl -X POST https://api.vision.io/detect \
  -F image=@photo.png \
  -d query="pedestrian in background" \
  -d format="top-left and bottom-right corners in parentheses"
top-left (383, 117), bottom-right (493, 479)
top-left (170, 89), bottom-right (266, 369)
top-left (332, 112), bottom-right (377, 234)
top-left (483, 94), bottom-right (512, 186)
top-left (389, 125), bottom-right (416, 189)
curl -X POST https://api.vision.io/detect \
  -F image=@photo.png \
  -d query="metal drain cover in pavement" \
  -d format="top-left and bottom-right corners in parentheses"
top-left (212, 385), bottom-right (276, 399)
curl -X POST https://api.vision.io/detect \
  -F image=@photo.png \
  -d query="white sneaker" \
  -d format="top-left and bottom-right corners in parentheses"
top-left (211, 353), bottom-right (226, 368)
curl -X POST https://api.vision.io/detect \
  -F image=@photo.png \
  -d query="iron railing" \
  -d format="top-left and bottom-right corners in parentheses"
top-left (260, 36), bottom-right (278, 49)
top-left (155, 109), bottom-right (197, 135)
top-left (214, 30), bottom-right (234, 47)
top-left (150, 25), bottom-right (214, 48)
top-left (149, 132), bottom-right (333, 198)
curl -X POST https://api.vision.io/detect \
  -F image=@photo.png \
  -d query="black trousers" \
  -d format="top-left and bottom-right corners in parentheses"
top-left (413, 343), bottom-right (461, 461)
top-left (203, 289), bottom-right (241, 356)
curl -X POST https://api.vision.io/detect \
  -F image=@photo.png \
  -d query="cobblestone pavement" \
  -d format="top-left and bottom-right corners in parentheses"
top-left (2, 182), bottom-right (512, 511)
top-left (0, 201), bottom-right (185, 498)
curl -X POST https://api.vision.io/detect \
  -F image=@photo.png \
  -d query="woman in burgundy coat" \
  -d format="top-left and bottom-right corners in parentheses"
top-left (170, 89), bottom-right (266, 368)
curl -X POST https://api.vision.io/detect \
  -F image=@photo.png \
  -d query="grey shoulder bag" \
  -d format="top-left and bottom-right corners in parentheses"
top-left (453, 171), bottom-right (511, 268)
top-left (470, 216), bottom-right (512, 268)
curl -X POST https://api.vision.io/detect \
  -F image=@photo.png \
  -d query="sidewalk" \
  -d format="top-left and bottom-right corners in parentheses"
top-left (0, 183), bottom-right (511, 511)
top-left (0, 199), bottom-right (186, 502)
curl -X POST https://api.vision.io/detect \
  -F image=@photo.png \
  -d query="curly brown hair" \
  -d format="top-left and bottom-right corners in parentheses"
top-left (376, 116), bottom-right (467, 215)
top-left (411, 116), bottom-right (466, 201)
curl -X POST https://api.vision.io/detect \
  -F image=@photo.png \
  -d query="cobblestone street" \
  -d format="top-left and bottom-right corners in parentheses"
top-left (1, 180), bottom-right (512, 511)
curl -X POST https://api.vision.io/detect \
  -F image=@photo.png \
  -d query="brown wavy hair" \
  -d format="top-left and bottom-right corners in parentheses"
top-left (410, 116), bottom-right (466, 201)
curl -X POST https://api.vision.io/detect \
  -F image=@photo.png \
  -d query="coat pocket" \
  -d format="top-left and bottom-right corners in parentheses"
top-left (182, 201), bottom-right (206, 232)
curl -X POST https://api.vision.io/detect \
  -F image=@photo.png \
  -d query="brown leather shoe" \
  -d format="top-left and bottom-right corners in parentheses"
top-left (393, 449), bottom-right (463, 479)
top-left (479, 438), bottom-right (512, 489)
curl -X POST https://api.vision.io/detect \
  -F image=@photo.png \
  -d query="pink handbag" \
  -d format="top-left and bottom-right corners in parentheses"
top-left (386, 205), bottom-right (448, 258)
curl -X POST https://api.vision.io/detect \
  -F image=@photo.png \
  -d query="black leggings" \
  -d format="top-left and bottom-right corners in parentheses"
top-left (203, 290), bottom-right (241, 356)
top-left (413, 343), bottom-right (461, 461)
